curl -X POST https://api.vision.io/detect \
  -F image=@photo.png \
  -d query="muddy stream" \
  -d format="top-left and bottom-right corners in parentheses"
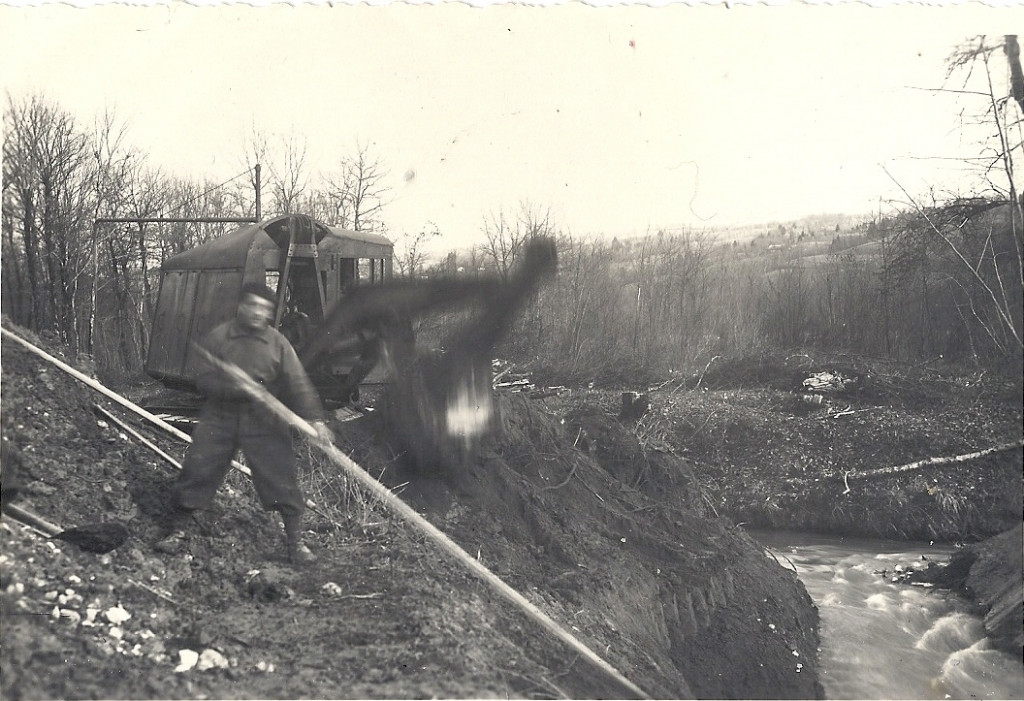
top-left (753, 531), bottom-right (1023, 700)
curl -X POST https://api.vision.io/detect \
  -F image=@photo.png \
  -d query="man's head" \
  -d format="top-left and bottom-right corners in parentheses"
top-left (237, 282), bottom-right (277, 331)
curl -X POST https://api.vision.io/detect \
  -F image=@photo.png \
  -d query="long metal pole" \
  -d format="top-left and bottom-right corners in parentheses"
top-left (93, 404), bottom-right (183, 472)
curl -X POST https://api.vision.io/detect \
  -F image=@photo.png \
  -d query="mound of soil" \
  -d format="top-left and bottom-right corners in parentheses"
top-left (1, 326), bottom-right (823, 699)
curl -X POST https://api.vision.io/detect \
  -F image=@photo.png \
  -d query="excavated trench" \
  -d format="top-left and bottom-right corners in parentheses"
top-left (1, 326), bottom-right (823, 699)
top-left (345, 391), bottom-right (825, 699)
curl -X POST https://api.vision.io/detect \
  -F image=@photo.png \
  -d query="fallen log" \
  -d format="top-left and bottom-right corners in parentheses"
top-left (193, 344), bottom-right (653, 700)
top-left (842, 439), bottom-right (1024, 493)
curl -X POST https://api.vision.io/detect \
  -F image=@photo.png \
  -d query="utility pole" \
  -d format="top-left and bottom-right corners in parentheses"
top-left (255, 163), bottom-right (262, 220)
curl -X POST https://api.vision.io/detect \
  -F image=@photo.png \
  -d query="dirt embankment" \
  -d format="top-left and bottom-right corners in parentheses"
top-left (912, 523), bottom-right (1024, 659)
top-left (960, 525), bottom-right (1024, 658)
top-left (1, 328), bottom-right (823, 700)
top-left (385, 394), bottom-right (823, 699)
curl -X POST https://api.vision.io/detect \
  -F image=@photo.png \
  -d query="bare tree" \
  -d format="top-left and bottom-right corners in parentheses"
top-left (2, 93), bottom-right (94, 351)
top-left (232, 124), bottom-right (271, 218)
top-left (303, 183), bottom-right (350, 227)
top-left (324, 141), bottom-right (390, 231)
top-left (394, 222), bottom-right (441, 279)
top-left (551, 233), bottom-right (616, 373)
top-left (87, 106), bottom-right (140, 353)
top-left (482, 200), bottom-right (554, 281)
top-left (884, 35), bottom-right (1023, 362)
top-left (269, 131), bottom-right (309, 215)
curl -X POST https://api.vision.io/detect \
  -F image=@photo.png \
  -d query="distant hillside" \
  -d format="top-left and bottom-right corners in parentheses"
top-left (415, 213), bottom-right (877, 274)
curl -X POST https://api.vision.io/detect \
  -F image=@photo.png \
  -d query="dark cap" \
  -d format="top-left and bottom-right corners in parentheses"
top-left (240, 281), bottom-right (277, 305)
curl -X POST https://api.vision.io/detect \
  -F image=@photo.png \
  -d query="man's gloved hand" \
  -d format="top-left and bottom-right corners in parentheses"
top-left (311, 421), bottom-right (335, 446)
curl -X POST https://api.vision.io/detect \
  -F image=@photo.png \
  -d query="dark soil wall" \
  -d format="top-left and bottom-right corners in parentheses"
top-left (917, 524), bottom-right (1024, 659)
top-left (375, 394), bottom-right (825, 699)
top-left (967, 524), bottom-right (1024, 657)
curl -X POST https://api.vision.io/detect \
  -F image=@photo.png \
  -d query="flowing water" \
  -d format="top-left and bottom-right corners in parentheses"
top-left (753, 531), bottom-right (1024, 700)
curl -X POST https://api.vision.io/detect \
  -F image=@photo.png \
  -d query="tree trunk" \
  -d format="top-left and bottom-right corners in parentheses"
top-left (1005, 35), bottom-right (1024, 114)
top-left (2, 218), bottom-right (27, 323)
top-left (21, 189), bottom-right (41, 329)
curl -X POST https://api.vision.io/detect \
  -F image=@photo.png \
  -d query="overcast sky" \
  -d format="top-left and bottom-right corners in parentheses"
top-left (1, 2), bottom-right (1021, 250)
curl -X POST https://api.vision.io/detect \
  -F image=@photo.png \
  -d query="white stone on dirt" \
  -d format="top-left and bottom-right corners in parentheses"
top-left (174, 649), bottom-right (199, 672)
top-left (58, 592), bottom-right (82, 606)
top-left (59, 609), bottom-right (81, 624)
top-left (105, 604), bottom-right (131, 624)
top-left (197, 649), bottom-right (229, 670)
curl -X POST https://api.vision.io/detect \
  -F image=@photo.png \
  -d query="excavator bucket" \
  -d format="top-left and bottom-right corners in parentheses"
top-left (304, 237), bottom-right (558, 472)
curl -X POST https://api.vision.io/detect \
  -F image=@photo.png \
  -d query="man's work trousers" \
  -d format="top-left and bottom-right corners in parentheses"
top-left (171, 403), bottom-right (304, 519)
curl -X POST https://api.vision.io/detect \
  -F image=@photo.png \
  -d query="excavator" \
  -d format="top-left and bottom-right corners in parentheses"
top-left (145, 213), bottom-right (557, 471)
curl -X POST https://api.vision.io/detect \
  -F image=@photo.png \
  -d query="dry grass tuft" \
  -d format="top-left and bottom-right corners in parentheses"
top-left (296, 432), bottom-right (399, 536)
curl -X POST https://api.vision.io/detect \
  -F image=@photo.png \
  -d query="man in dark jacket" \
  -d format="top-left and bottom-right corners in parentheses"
top-left (155, 282), bottom-right (333, 565)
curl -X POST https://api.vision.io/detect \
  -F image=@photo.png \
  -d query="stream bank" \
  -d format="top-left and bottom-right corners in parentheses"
top-left (911, 523), bottom-right (1024, 660)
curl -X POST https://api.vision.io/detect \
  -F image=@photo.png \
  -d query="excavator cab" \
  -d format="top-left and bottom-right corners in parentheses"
top-left (145, 214), bottom-right (393, 405)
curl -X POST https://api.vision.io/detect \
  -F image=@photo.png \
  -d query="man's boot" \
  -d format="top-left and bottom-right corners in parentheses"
top-left (154, 508), bottom-right (192, 554)
top-left (282, 513), bottom-right (315, 566)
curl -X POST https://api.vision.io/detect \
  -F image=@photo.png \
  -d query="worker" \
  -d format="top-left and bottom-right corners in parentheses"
top-left (155, 282), bottom-right (334, 565)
